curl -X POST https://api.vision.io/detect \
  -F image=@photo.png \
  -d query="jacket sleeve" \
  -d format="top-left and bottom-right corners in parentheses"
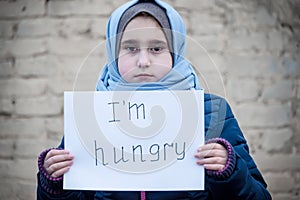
top-left (204, 94), bottom-right (272, 200)
top-left (36, 138), bottom-right (95, 200)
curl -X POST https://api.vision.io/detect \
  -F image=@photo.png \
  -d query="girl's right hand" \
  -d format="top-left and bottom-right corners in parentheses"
top-left (43, 149), bottom-right (74, 178)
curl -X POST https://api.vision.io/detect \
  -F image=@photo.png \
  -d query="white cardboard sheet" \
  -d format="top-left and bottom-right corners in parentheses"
top-left (63, 90), bottom-right (204, 191)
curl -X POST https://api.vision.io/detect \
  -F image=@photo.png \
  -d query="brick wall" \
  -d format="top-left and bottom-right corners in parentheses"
top-left (0, 0), bottom-right (299, 199)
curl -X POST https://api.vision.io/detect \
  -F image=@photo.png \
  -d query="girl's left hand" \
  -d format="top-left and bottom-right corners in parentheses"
top-left (194, 143), bottom-right (228, 171)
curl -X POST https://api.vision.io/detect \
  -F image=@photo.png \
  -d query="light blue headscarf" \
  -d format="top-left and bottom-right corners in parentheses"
top-left (96, 0), bottom-right (200, 91)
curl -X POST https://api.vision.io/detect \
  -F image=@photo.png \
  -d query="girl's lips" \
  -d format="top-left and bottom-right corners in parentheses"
top-left (134, 74), bottom-right (154, 77)
top-left (134, 74), bottom-right (155, 81)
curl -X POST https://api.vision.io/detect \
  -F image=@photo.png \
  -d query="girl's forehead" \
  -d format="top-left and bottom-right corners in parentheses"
top-left (121, 18), bottom-right (167, 44)
top-left (124, 15), bottom-right (162, 31)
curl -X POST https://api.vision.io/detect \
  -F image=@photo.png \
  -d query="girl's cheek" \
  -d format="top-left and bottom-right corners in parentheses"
top-left (118, 58), bottom-right (129, 75)
top-left (118, 60), bottom-right (136, 81)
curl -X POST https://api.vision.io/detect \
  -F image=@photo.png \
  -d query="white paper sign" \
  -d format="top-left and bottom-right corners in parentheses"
top-left (64, 90), bottom-right (204, 191)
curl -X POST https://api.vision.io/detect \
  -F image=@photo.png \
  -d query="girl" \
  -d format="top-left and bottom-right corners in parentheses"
top-left (37, 0), bottom-right (272, 199)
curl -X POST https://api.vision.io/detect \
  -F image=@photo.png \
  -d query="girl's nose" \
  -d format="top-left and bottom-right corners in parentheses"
top-left (137, 49), bottom-right (150, 68)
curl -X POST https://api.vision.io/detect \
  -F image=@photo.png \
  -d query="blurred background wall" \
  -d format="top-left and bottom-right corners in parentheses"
top-left (0, 0), bottom-right (299, 199)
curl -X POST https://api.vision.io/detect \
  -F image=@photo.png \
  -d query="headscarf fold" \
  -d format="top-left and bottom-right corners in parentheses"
top-left (96, 0), bottom-right (200, 91)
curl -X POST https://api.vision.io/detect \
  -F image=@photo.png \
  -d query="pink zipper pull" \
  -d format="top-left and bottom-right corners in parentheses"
top-left (141, 191), bottom-right (146, 200)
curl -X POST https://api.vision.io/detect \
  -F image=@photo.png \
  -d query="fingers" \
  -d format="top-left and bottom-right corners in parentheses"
top-left (49, 162), bottom-right (73, 178)
top-left (195, 148), bottom-right (227, 159)
top-left (44, 149), bottom-right (74, 178)
top-left (197, 143), bottom-right (225, 152)
top-left (196, 156), bottom-right (227, 169)
top-left (195, 143), bottom-right (227, 158)
top-left (44, 149), bottom-right (71, 162)
top-left (201, 164), bottom-right (225, 171)
top-left (194, 143), bottom-right (228, 171)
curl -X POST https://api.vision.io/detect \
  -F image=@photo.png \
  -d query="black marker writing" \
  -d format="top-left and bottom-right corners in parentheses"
top-left (128, 102), bottom-right (145, 120)
top-left (108, 102), bottom-right (120, 123)
top-left (175, 142), bottom-right (186, 160)
top-left (132, 145), bottom-right (146, 162)
top-left (114, 146), bottom-right (129, 164)
top-left (95, 140), bottom-right (108, 166)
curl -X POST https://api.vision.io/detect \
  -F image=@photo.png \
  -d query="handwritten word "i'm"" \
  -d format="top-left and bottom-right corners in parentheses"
top-left (108, 101), bottom-right (146, 123)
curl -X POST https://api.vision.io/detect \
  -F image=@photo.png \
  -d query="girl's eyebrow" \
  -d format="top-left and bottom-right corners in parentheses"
top-left (121, 39), bottom-right (168, 46)
top-left (121, 40), bottom-right (138, 46)
top-left (148, 40), bottom-right (168, 46)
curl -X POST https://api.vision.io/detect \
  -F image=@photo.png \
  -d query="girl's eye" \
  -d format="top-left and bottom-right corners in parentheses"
top-left (126, 47), bottom-right (139, 53)
top-left (149, 47), bottom-right (163, 53)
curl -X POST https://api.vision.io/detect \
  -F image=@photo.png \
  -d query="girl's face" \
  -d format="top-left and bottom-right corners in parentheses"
top-left (118, 16), bottom-right (172, 83)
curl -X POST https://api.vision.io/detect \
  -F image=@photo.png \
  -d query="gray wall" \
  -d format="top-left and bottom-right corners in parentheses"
top-left (0, 0), bottom-right (299, 199)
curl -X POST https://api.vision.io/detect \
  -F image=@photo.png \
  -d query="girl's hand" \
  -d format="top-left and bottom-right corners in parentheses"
top-left (194, 143), bottom-right (228, 171)
top-left (43, 149), bottom-right (74, 178)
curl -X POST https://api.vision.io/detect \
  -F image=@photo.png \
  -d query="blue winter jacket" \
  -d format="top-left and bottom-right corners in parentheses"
top-left (37, 94), bottom-right (272, 200)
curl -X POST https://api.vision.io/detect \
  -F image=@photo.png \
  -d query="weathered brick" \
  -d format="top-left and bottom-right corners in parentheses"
top-left (253, 7), bottom-right (276, 27)
top-left (185, 50), bottom-right (226, 77)
top-left (59, 18), bottom-right (93, 38)
top-left (90, 18), bottom-right (107, 38)
top-left (297, 79), bottom-right (300, 99)
top-left (0, 160), bottom-right (13, 178)
top-left (15, 96), bottom-right (62, 116)
top-left (242, 129), bottom-right (262, 154)
top-left (272, 193), bottom-right (300, 200)
top-left (264, 172), bottom-right (295, 193)
top-left (60, 56), bottom-right (91, 77)
top-left (0, 38), bottom-right (46, 58)
top-left (46, 37), bottom-right (99, 56)
top-left (15, 181), bottom-right (37, 200)
top-left (226, 78), bottom-right (260, 102)
top-left (15, 138), bottom-right (46, 158)
top-left (16, 17), bottom-right (105, 38)
top-left (66, 56), bottom-right (105, 90)
top-left (253, 153), bottom-right (300, 171)
top-left (281, 57), bottom-right (300, 78)
top-left (235, 103), bottom-right (290, 128)
top-left (175, 9), bottom-right (191, 34)
top-left (175, 0), bottom-right (218, 10)
top-left (267, 30), bottom-right (285, 51)
top-left (0, 20), bottom-right (16, 39)
top-left (0, 179), bottom-right (17, 200)
top-left (0, 98), bottom-right (14, 114)
top-left (0, 78), bottom-right (47, 98)
top-left (260, 128), bottom-right (293, 152)
top-left (45, 117), bottom-right (63, 139)
top-left (0, 139), bottom-right (14, 158)
top-left (48, 0), bottom-right (113, 16)
top-left (295, 172), bottom-right (300, 191)
top-left (224, 54), bottom-right (282, 78)
top-left (0, 0), bottom-right (45, 18)
top-left (47, 77), bottom-right (74, 95)
top-left (0, 180), bottom-right (34, 200)
top-left (245, 128), bottom-right (295, 154)
top-left (0, 117), bottom-right (46, 138)
top-left (192, 35), bottom-right (225, 52)
top-left (293, 106), bottom-right (300, 152)
top-left (0, 60), bottom-right (14, 77)
top-left (230, 31), bottom-right (268, 51)
top-left (111, 0), bottom-right (131, 8)
top-left (16, 18), bottom-right (58, 37)
top-left (198, 72), bottom-right (226, 96)
top-left (191, 12), bottom-right (224, 35)
top-left (0, 159), bottom-right (37, 181)
top-left (15, 56), bottom-right (59, 77)
top-left (226, 3), bottom-right (276, 30)
top-left (262, 79), bottom-right (293, 101)
top-left (46, 138), bottom-right (63, 148)
top-left (43, 55), bottom-right (104, 92)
